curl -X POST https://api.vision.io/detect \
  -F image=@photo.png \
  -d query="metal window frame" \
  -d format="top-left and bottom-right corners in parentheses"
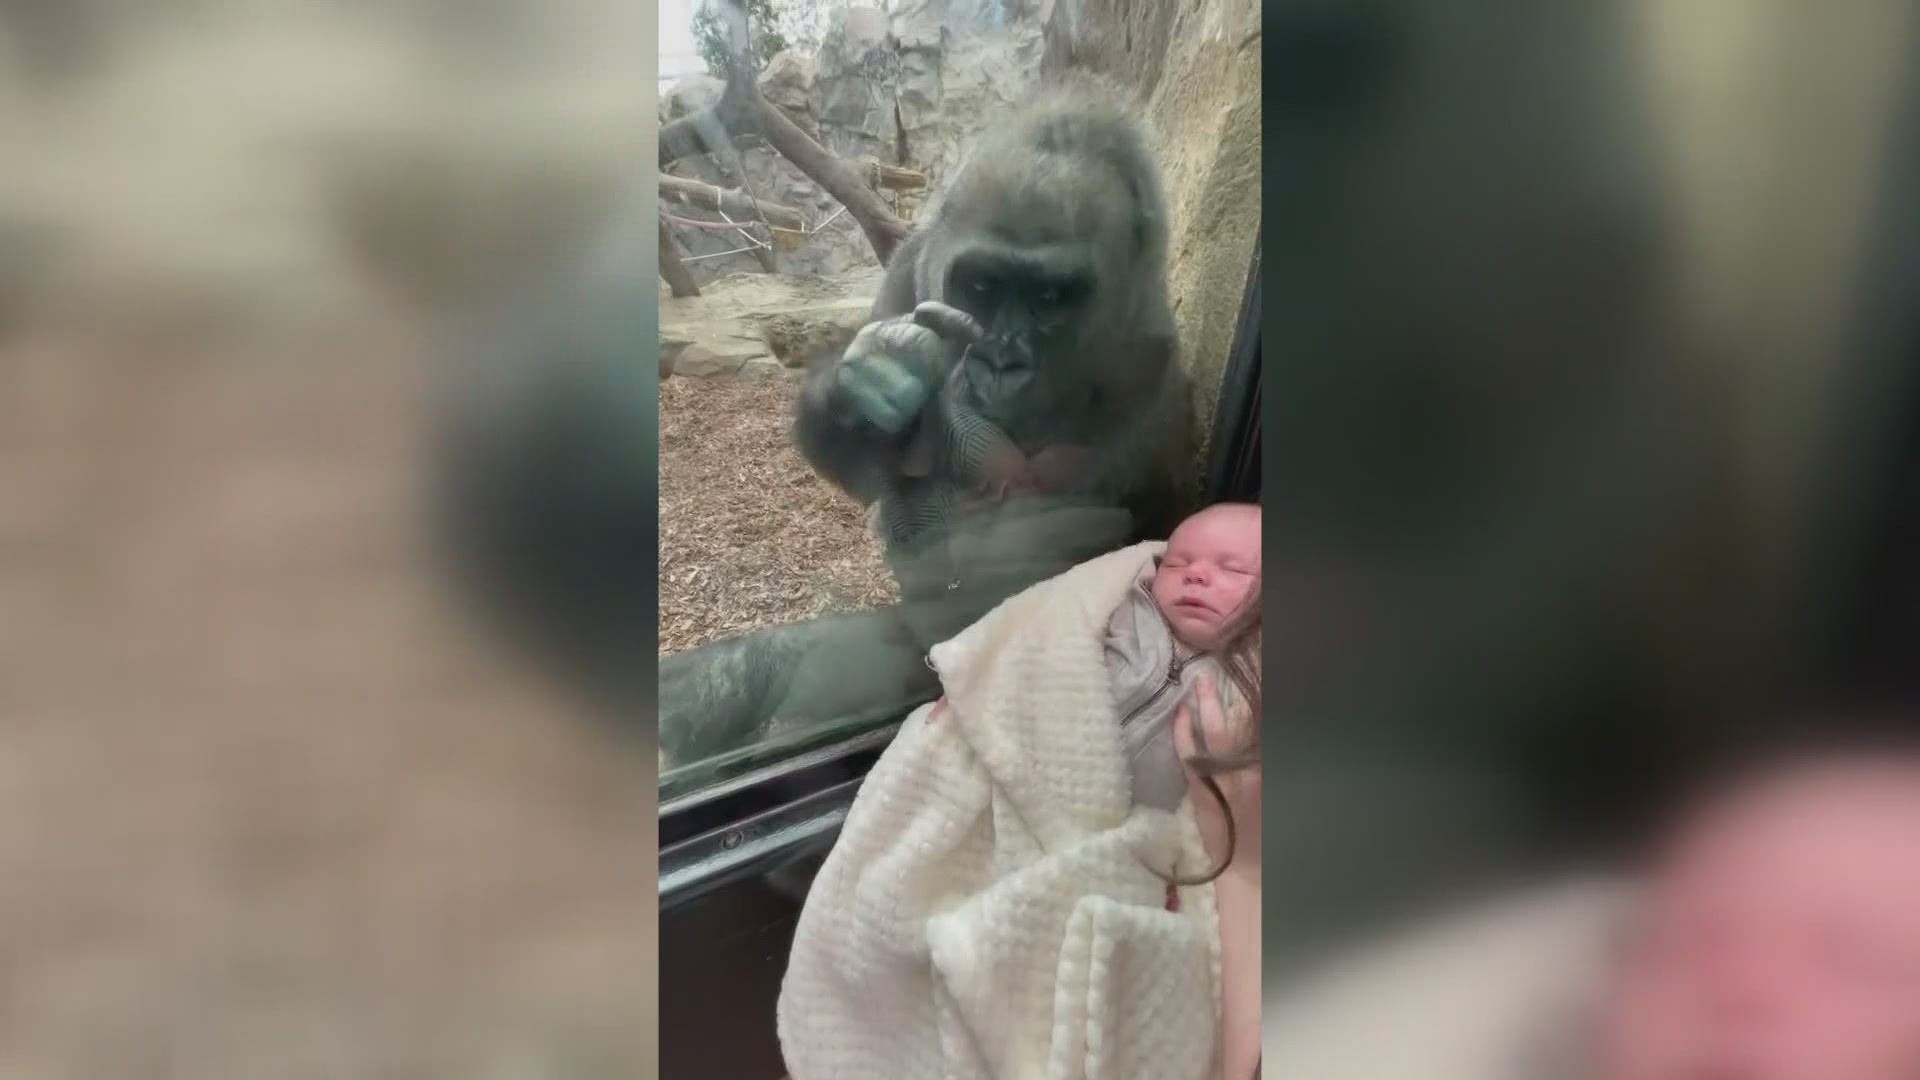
top-left (658, 231), bottom-right (1266, 904)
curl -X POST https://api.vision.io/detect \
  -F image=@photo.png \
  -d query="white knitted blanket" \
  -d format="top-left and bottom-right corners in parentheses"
top-left (777, 541), bottom-right (1224, 1080)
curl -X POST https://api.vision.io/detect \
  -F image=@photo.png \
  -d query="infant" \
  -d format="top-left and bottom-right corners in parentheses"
top-left (1596, 750), bottom-right (1920, 1080)
top-left (1104, 501), bottom-right (1262, 810)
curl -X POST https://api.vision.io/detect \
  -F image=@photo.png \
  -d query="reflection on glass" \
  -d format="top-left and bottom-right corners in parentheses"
top-left (655, 0), bottom-right (1263, 800)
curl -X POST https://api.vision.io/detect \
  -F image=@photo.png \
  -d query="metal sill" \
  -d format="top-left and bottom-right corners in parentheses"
top-left (657, 719), bottom-right (901, 880)
top-left (660, 773), bottom-right (864, 911)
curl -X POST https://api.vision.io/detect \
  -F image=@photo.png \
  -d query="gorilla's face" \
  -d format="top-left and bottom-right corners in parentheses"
top-left (928, 158), bottom-right (1140, 378)
top-left (941, 234), bottom-right (1097, 393)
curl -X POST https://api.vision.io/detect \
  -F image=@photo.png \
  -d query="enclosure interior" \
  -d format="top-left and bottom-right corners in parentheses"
top-left (658, 254), bottom-right (1265, 1079)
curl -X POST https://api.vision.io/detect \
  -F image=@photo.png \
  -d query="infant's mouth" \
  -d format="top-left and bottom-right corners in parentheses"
top-left (1174, 598), bottom-right (1212, 614)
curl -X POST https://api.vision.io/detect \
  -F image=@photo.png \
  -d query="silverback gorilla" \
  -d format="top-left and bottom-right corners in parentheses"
top-left (657, 83), bottom-right (1194, 772)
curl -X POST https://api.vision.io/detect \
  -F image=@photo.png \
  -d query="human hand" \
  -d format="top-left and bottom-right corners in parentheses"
top-left (1175, 672), bottom-right (1261, 869)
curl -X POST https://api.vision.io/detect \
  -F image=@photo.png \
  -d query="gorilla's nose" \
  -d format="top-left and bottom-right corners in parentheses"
top-left (977, 334), bottom-right (1035, 374)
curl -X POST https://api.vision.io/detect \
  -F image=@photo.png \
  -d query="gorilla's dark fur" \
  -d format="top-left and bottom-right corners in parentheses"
top-left (657, 82), bottom-right (1194, 773)
top-left (798, 82), bottom-right (1190, 597)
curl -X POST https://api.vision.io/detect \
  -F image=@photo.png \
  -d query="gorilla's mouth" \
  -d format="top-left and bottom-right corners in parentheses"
top-left (967, 337), bottom-right (1035, 375)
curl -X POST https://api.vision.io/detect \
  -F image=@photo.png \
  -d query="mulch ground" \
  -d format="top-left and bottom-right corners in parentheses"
top-left (658, 374), bottom-right (898, 656)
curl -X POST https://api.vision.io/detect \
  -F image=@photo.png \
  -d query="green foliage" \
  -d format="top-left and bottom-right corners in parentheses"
top-left (693, 0), bottom-right (789, 79)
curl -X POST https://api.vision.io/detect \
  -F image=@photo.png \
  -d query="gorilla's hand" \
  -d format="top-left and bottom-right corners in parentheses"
top-left (832, 302), bottom-right (984, 436)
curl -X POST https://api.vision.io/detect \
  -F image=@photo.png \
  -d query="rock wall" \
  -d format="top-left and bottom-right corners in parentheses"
top-left (1041, 0), bottom-right (1262, 460)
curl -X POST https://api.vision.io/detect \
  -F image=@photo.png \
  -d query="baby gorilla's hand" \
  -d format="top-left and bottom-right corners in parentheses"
top-left (1025, 443), bottom-right (1095, 493)
top-left (832, 302), bottom-right (985, 436)
top-left (973, 437), bottom-right (1036, 501)
top-left (964, 444), bottom-right (1093, 504)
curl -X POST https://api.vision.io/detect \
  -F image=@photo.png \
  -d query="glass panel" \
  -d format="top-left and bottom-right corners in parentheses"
top-left (655, 0), bottom-right (1264, 799)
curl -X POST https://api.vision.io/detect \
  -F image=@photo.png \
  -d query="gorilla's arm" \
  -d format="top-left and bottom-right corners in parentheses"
top-left (940, 394), bottom-right (1033, 496)
top-left (658, 606), bottom-right (933, 770)
top-left (792, 230), bottom-right (928, 506)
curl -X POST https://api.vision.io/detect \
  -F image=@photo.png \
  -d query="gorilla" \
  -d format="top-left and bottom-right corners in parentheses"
top-left (657, 82), bottom-right (1195, 775)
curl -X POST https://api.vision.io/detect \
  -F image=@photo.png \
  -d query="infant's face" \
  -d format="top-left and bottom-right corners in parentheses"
top-left (1152, 505), bottom-right (1260, 650)
top-left (1600, 763), bottom-right (1920, 1080)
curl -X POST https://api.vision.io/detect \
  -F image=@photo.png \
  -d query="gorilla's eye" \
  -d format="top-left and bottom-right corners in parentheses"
top-left (1035, 287), bottom-right (1060, 305)
top-left (968, 277), bottom-right (994, 299)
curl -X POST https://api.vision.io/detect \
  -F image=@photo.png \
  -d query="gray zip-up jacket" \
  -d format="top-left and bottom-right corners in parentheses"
top-left (1105, 561), bottom-right (1239, 810)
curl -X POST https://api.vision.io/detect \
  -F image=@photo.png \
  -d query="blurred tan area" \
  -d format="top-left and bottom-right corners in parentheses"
top-left (0, 3), bottom-right (657, 1074)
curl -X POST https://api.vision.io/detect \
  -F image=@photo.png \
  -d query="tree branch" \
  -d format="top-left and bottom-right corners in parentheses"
top-left (659, 175), bottom-right (806, 231)
top-left (658, 216), bottom-right (702, 298)
top-left (746, 94), bottom-right (912, 265)
top-left (859, 160), bottom-right (929, 192)
top-left (658, 0), bottom-right (916, 267)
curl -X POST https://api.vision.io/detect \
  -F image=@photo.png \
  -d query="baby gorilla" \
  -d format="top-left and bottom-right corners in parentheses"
top-left (1597, 752), bottom-right (1920, 1080)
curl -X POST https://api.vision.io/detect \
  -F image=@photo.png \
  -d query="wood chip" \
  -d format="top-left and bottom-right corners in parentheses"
top-left (658, 376), bottom-right (898, 655)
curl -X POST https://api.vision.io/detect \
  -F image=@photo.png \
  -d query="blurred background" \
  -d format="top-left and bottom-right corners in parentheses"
top-left (1264, 0), bottom-right (1920, 997)
top-left (0, 2), bottom-right (657, 1073)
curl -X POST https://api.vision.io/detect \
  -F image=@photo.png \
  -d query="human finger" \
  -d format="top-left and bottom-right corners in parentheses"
top-left (1173, 702), bottom-right (1197, 760)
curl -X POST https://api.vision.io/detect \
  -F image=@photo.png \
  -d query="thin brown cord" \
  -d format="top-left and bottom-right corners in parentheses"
top-left (1163, 772), bottom-right (1239, 886)
top-left (1158, 586), bottom-right (1261, 888)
